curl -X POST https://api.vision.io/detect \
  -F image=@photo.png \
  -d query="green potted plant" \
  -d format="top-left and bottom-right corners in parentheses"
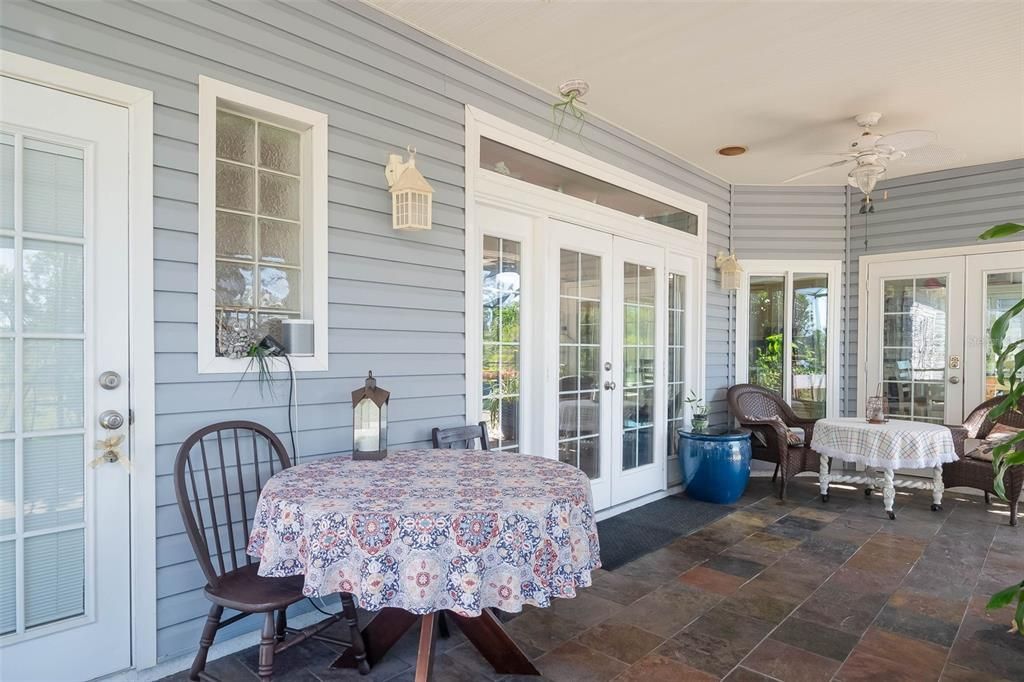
top-left (686, 390), bottom-right (710, 432)
top-left (979, 222), bottom-right (1024, 634)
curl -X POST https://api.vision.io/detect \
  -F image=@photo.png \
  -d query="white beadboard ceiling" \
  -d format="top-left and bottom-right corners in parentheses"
top-left (367, 0), bottom-right (1024, 185)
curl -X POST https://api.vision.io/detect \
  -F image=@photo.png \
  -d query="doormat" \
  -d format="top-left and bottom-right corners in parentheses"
top-left (596, 494), bottom-right (733, 570)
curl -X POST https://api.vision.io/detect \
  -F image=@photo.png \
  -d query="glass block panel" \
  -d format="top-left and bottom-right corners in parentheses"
top-left (259, 218), bottom-right (301, 265)
top-left (23, 339), bottom-right (84, 432)
top-left (0, 135), bottom-right (13, 229)
top-left (216, 110), bottom-right (255, 164)
top-left (23, 239), bottom-right (84, 333)
top-left (0, 440), bottom-right (13, 536)
top-left (0, 236), bottom-right (12, 330)
top-left (23, 435), bottom-right (84, 531)
top-left (24, 529), bottom-right (85, 628)
top-left (0, 339), bottom-right (12, 432)
top-left (258, 123), bottom-right (300, 175)
top-left (216, 211), bottom-right (254, 261)
top-left (258, 171), bottom-right (300, 221)
top-left (0, 540), bottom-right (14, 635)
top-left (258, 265), bottom-right (300, 310)
top-left (215, 261), bottom-right (254, 308)
top-left (215, 161), bottom-right (254, 213)
top-left (22, 140), bottom-right (84, 237)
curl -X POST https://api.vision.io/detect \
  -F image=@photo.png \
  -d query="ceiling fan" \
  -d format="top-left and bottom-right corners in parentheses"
top-left (783, 112), bottom-right (961, 212)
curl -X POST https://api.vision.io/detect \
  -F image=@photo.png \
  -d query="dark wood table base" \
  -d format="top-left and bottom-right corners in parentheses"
top-left (331, 607), bottom-right (539, 679)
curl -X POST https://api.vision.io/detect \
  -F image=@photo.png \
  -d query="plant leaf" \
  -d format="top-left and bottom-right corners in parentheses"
top-left (979, 222), bottom-right (1024, 240)
top-left (990, 298), bottom-right (1024, 350)
top-left (988, 582), bottom-right (1023, 610)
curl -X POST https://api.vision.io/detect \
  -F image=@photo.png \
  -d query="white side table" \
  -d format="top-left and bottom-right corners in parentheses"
top-left (811, 417), bottom-right (959, 519)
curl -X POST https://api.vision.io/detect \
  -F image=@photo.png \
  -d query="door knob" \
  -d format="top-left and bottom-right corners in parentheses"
top-left (99, 410), bottom-right (126, 430)
top-left (604, 380), bottom-right (617, 390)
top-left (948, 376), bottom-right (960, 384)
top-left (98, 371), bottom-right (121, 390)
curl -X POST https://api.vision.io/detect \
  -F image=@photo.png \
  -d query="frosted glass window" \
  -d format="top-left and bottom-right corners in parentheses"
top-left (24, 529), bottom-right (85, 628)
top-left (0, 541), bottom-right (14, 635)
top-left (0, 339), bottom-right (12, 432)
top-left (23, 435), bottom-right (85, 532)
top-left (23, 339), bottom-right (84, 432)
top-left (22, 139), bottom-right (84, 237)
top-left (22, 239), bottom-right (84, 333)
top-left (0, 133), bottom-right (13, 229)
top-left (214, 108), bottom-right (303, 353)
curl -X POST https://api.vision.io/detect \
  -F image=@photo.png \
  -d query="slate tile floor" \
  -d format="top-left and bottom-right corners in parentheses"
top-left (163, 478), bottom-right (1024, 681)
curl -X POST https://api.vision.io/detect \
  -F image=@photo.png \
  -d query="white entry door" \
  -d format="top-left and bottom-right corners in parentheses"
top-left (865, 248), bottom-right (1024, 430)
top-left (544, 219), bottom-right (667, 509)
top-left (0, 77), bottom-right (132, 680)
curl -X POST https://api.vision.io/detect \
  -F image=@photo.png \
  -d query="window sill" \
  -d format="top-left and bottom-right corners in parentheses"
top-left (198, 354), bottom-right (328, 375)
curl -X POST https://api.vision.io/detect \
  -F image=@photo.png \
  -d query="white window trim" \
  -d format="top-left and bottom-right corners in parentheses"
top-left (197, 76), bottom-right (328, 373)
top-left (736, 259), bottom-right (843, 418)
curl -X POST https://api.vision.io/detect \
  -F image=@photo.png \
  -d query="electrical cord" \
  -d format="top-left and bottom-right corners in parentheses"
top-left (284, 353), bottom-right (298, 464)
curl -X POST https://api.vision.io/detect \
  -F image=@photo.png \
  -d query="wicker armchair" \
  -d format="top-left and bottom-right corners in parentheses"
top-left (943, 395), bottom-right (1024, 526)
top-left (727, 384), bottom-right (825, 501)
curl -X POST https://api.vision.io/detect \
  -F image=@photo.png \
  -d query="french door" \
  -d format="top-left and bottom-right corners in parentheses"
top-left (864, 248), bottom-right (1024, 427)
top-left (544, 219), bottom-right (667, 508)
top-left (0, 77), bottom-right (132, 679)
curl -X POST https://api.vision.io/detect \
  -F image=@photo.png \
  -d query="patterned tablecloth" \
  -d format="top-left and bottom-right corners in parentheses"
top-left (246, 449), bottom-right (601, 617)
top-left (811, 417), bottom-right (959, 469)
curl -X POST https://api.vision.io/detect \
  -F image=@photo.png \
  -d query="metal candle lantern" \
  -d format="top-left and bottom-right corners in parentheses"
top-left (352, 371), bottom-right (389, 460)
top-left (865, 384), bottom-right (888, 424)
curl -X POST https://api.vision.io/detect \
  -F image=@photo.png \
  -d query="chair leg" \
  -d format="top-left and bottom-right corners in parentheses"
top-left (276, 609), bottom-right (287, 643)
top-left (1011, 499), bottom-right (1019, 527)
top-left (340, 593), bottom-right (370, 675)
top-left (258, 612), bottom-right (276, 682)
top-left (189, 604), bottom-right (223, 681)
top-left (772, 462), bottom-right (779, 483)
top-left (438, 610), bottom-right (450, 638)
top-left (985, 491), bottom-right (991, 505)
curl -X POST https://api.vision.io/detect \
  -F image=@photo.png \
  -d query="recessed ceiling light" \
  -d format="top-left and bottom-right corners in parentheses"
top-left (717, 145), bottom-right (748, 157)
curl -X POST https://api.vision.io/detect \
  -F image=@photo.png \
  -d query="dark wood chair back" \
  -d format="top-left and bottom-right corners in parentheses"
top-left (432, 421), bottom-right (491, 450)
top-left (174, 420), bottom-right (292, 589)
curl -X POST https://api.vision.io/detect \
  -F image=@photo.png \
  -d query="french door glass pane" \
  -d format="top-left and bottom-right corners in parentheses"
top-left (881, 276), bottom-right (947, 422)
top-left (985, 271), bottom-right (1024, 399)
top-left (559, 249), bottom-right (600, 478)
top-left (667, 273), bottom-right (686, 458)
top-left (5, 131), bottom-right (89, 635)
top-left (748, 276), bottom-right (785, 393)
top-left (482, 235), bottom-right (521, 451)
top-left (622, 262), bottom-right (655, 470)
top-left (791, 274), bottom-right (828, 419)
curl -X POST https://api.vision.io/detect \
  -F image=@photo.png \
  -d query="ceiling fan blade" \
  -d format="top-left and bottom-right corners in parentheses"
top-left (876, 129), bottom-right (937, 151)
top-left (783, 159), bottom-right (852, 183)
top-left (898, 144), bottom-right (966, 166)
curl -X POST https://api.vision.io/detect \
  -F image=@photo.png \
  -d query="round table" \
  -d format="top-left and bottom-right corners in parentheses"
top-left (811, 417), bottom-right (959, 519)
top-left (247, 448), bottom-right (600, 677)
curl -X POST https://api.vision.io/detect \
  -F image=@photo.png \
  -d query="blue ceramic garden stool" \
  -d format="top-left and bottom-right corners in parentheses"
top-left (679, 428), bottom-right (752, 504)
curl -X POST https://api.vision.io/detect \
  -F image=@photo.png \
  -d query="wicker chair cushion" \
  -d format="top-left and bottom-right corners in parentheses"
top-left (966, 426), bottom-right (1021, 462)
top-left (751, 416), bottom-right (804, 447)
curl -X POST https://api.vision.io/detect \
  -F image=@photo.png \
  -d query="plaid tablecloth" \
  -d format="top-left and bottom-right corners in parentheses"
top-left (811, 417), bottom-right (959, 469)
top-left (247, 449), bottom-right (600, 616)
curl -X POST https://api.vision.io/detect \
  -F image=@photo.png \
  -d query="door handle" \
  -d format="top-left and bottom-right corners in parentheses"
top-left (99, 410), bottom-right (126, 430)
top-left (604, 380), bottom-right (617, 391)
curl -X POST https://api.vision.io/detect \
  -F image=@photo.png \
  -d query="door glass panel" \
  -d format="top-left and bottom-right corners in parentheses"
top-left (791, 274), bottom-right (828, 419)
top-left (667, 273), bottom-right (686, 458)
top-left (985, 271), bottom-right (1024, 399)
top-left (881, 276), bottom-right (947, 422)
top-left (4, 130), bottom-right (90, 635)
top-left (481, 235), bottom-right (521, 451)
top-left (748, 275), bottom-right (785, 394)
top-left (559, 249), bottom-right (600, 478)
top-left (622, 262), bottom-right (656, 469)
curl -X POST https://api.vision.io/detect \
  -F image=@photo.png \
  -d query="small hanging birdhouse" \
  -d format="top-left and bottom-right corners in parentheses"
top-left (715, 251), bottom-right (744, 291)
top-left (352, 371), bottom-right (390, 460)
top-left (385, 147), bottom-right (433, 231)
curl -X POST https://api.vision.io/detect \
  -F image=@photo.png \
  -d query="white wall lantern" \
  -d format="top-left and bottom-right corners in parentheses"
top-left (715, 251), bottom-right (744, 291)
top-left (385, 146), bottom-right (433, 231)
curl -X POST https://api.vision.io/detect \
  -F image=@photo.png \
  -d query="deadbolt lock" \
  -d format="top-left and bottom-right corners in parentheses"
top-left (99, 410), bottom-right (126, 430)
top-left (98, 371), bottom-right (122, 390)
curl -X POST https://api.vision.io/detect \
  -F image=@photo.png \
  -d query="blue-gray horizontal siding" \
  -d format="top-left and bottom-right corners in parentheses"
top-left (1, 0), bottom-right (732, 659)
top-left (843, 159), bottom-right (1024, 416)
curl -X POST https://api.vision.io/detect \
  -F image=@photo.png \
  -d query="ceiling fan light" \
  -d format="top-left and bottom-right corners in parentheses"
top-left (848, 164), bottom-right (885, 195)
